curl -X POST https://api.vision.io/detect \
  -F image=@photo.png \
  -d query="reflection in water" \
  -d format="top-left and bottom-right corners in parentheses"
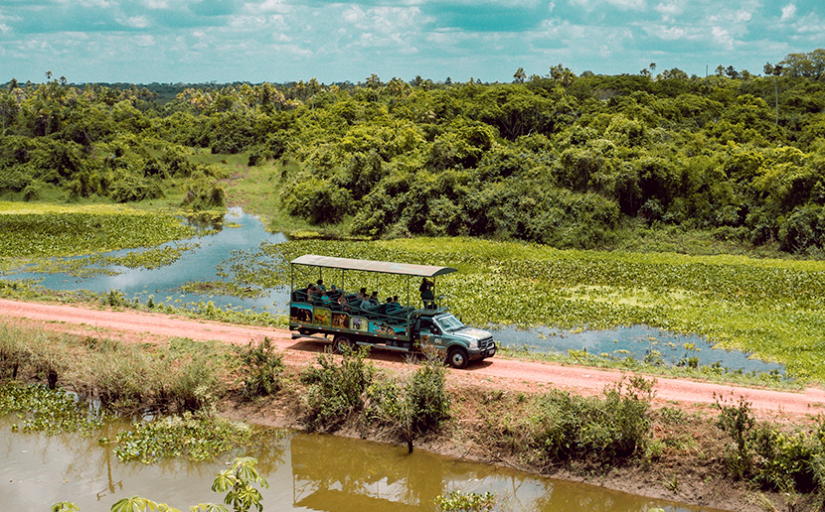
top-left (0, 416), bottom-right (724, 512)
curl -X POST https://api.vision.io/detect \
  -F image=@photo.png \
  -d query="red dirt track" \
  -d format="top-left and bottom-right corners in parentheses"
top-left (2, 297), bottom-right (823, 418)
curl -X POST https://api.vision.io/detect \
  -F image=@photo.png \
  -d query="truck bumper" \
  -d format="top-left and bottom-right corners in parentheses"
top-left (469, 342), bottom-right (497, 361)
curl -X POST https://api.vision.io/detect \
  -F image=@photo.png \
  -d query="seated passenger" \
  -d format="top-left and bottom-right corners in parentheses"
top-left (328, 285), bottom-right (341, 301)
top-left (306, 283), bottom-right (316, 301)
top-left (320, 291), bottom-right (331, 306)
top-left (338, 293), bottom-right (351, 312)
top-left (369, 291), bottom-right (379, 305)
top-left (317, 279), bottom-right (326, 292)
top-left (356, 287), bottom-right (368, 301)
top-left (390, 296), bottom-right (402, 313)
top-left (385, 297), bottom-right (397, 314)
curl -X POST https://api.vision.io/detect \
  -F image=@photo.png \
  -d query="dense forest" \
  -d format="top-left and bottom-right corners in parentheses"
top-left (3, 50), bottom-right (825, 254)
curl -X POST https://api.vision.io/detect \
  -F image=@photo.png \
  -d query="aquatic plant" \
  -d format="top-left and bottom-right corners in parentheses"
top-left (0, 381), bottom-right (102, 434)
top-left (0, 210), bottom-right (196, 258)
top-left (113, 414), bottom-right (254, 464)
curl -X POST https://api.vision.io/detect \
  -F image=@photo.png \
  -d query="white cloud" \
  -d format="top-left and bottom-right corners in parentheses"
top-left (245, 0), bottom-right (289, 14)
top-left (144, 0), bottom-right (169, 9)
top-left (119, 16), bottom-right (150, 28)
top-left (781, 3), bottom-right (796, 22)
top-left (134, 34), bottom-right (155, 46)
top-left (647, 24), bottom-right (688, 40)
top-left (711, 26), bottom-right (733, 49)
top-left (654, 2), bottom-right (682, 20)
top-left (733, 9), bottom-right (751, 23)
top-left (606, 0), bottom-right (647, 10)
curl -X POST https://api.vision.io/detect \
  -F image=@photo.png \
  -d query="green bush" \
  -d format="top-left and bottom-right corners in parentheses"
top-left (405, 354), bottom-right (450, 434)
top-left (533, 376), bottom-right (655, 463)
top-left (236, 337), bottom-right (284, 398)
top-left (300, 346), bottom-right (374, 431)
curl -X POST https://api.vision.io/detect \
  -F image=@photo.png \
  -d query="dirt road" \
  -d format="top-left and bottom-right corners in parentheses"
top-left (2, 297), bottom-right (822, 418)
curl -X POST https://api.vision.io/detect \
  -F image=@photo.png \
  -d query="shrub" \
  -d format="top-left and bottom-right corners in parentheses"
top-left (236, 337), bottom-right (284, 398)
top-left (405, 353), bottom-right (450, 434)
top-left (534, 376), bottom-right (655, 463)
top-left (715, 394), bottom-right (756, 480)
top-left (300, 346), bottom-right (374, 431)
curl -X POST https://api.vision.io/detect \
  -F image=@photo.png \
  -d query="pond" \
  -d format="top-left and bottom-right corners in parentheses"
top-left (8, 207), bottom-right (290, 316)
top-left (3, 208), bottom-right (785, 375)
top-left (0, 417), bottom-right (724, 512)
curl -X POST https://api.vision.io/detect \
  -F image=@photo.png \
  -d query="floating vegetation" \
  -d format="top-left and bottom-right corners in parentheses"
top-left (0, 209), bottom-right (196, 258)
top-left (0, 381), bottom-right (102, 435)
top-left (223, 236), bottom-right (825, 381)
top-left (180, 280), bottom-right (266, 299)
top-left (112, 414), bottom-right (255, 464)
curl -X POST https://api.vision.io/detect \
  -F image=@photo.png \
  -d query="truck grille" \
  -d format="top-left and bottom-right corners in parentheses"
top-left (478, 336), bottom-right (494, 351)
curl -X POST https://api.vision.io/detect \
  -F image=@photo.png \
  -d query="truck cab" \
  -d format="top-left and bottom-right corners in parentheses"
top-left (410, 309), bottom-right (496, 369)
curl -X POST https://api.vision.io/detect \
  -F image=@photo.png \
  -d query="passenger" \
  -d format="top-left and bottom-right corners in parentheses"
top-left (385, 297), bottom-right (396, 314)
top-left (356, 287), bottom-right (368, 301)
top-left (320, 291), bottom-right (331, 306)
top-left (328, 285), bottom-right (340, 301)
top-left (306, 283), bottom-right (316, 301)
top-left (359, 297), bottom-right (373, 311)
top-left (317, 279), bottom-right (326, 292)
top-left (419, 278), bottom-right (434, 308)
top-left (338, 293), bottom-right (351, 312)
top-left (369, 291), bottom-right (379, 305)
top-left (391, 295), bottom-right (401, 310)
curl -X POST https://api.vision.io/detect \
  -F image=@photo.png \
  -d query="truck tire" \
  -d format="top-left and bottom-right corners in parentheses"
top-left (446, 347), bottom-right (469, 369)
top-left (332, 335), bottom-right (352, 354)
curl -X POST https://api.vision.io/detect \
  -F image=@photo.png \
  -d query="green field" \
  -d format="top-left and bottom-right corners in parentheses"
top-left (225, 236), bottom-right (825, 382)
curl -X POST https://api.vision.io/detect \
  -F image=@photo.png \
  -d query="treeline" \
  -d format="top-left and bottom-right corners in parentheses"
top-left (4, 49), bottom-right (825, 252)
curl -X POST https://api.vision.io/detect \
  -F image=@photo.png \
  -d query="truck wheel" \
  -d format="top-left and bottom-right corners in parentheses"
top-left (447, 347), bottom-right (469, 369)
top-left (332, 335), bottom-right (352, 354)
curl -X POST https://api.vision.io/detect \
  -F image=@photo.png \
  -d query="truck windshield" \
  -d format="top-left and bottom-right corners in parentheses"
top-left (436, 314), bottom-right (464, 332)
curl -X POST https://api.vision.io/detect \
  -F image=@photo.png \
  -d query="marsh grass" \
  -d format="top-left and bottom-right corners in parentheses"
top-left (0, 322), bottom-right (228, 416)
top-left (231, 237), bottom-right (825, 382)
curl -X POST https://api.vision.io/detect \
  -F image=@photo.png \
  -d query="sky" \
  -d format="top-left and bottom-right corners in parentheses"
top-left (0, 0), bottom-right (824, 85)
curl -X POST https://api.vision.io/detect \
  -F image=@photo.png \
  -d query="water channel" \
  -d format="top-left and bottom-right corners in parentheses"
top-left (3, 207), bottom-right (785, 375)
top-left (0, 418), bottom-right (722, 512)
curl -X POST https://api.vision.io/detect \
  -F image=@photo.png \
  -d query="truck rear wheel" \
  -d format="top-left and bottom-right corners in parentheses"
top-left (332, 335), bottom-right (352, 354)
top-left (446, 347), bottom-right (469, 369)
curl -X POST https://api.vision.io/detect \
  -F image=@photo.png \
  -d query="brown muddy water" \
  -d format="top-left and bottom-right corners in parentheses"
top-left (0, 417), bottom-right (726, 512)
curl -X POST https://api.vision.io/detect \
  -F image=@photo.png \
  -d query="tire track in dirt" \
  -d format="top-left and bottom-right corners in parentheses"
top-left (2, 298), bottom-right (823, 418)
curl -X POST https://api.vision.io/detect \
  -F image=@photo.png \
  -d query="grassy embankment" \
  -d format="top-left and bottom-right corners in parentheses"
top-left (0, 320), bottom-right (820, 512)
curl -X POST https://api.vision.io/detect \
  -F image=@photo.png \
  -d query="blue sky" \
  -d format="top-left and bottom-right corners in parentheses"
top-left (0, 0), bottom-right (823, 84)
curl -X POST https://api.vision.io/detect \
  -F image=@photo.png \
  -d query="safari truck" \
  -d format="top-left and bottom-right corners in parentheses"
top-left (288, 254), bottom-right (496, 369)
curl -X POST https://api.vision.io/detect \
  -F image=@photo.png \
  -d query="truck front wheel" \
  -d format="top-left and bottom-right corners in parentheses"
top-left (446, 347), bottom-right (469, 369)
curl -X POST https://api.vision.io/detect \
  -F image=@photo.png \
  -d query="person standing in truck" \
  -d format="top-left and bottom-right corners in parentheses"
top-left (419, 278), bottom-right (434, 308)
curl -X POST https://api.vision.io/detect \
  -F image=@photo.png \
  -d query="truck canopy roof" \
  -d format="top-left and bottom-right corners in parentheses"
top-left (291, 254), bottom-right (457, 277)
